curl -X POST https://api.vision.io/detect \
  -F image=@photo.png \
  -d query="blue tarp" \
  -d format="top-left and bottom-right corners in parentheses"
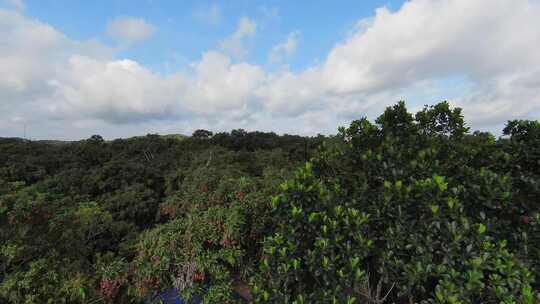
top-left (148, 289), bottom-right (201, 304)
top-left (149, 288), bottom-right (243, 304)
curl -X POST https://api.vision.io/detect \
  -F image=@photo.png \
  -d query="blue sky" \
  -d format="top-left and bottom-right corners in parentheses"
top-left (1, 0), bottom-right (539, 139)
top-left (22, 0), bottom-right (402, 73)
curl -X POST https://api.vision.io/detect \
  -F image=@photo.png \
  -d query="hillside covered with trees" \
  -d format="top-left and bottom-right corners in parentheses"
top-left (1, 102), bottom-right (539, 303)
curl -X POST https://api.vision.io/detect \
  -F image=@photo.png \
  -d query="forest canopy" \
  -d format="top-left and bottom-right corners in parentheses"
top-left (1, 101), bottom-right (539, 303)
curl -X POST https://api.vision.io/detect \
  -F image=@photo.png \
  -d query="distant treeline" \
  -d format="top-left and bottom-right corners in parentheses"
top-left (0, 130), bottom-right (325, 185)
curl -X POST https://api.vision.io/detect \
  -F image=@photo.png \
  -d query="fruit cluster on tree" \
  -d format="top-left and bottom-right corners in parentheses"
top-left (1, 102), bottom-right (539, 303)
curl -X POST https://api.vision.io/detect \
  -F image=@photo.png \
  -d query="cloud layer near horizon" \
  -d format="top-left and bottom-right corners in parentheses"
top-left (1, 0), bottom-right (540, 139)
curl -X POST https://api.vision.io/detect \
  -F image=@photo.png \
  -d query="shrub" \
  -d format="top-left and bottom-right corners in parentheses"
top-left (254, 102), bottom-right (540, 303)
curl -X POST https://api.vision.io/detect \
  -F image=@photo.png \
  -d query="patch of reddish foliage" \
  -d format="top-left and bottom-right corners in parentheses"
top-left (100, 277), bottom-right (126, 300)
top-left (193, 272), bottom-right (206, 282)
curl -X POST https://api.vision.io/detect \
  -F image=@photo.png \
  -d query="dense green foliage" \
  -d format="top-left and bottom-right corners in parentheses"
top-left (254, 102), bottom-right (540, 303)
top-left (0, 131), bottom-right (321, 303)
top-left (1, 102), bottom-right (540, 303)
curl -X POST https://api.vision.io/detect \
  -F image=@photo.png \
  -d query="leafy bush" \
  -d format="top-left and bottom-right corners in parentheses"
top-left (254, 102), bottom-right (540, 303)
top-left (110, 173), bottom-right (282, 303)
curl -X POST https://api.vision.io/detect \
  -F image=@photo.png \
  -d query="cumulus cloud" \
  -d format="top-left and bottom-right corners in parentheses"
top-left (320, 1), bottom-right (540, 95)
top-left (259, 0), bottom-right (540, 126)
top-left (106, 16), bottom-right (155, 44)
top-left (219, 17), bottom-right (257, 59)
top-left (0, 11), bottom-right (266, 131)
top-left (0, 10), bottom-right (112, 107)
top-left (48, 56), bottom-right (187, 123)
top-left (323, 0), bottom-right (540, 128)
top-left (268, 31), bottom-right (300, 64)
top-left (182, 51), bottom-right (265, 116)
top-left (2, 1), bottom-right (540, 140)
top-left (456, 69), bottom-right (540, 128)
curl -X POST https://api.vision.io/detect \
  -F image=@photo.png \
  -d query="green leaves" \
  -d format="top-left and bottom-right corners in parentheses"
top-left (291, 205), bottom-right (303, 218)
top-left (255, 101), bottom-right (540, 303)
top-left (254, 161), bottom-right (373, 303)
top-left (478, 223), bottom-right (487, 234)
top-left (433, 175), bottom-right (448, 192)
top-left (433, 239), bottom-right (536, 303)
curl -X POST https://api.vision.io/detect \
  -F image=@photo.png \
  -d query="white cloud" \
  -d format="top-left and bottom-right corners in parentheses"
top-left (268, 31), bottom-right (300, 64)
top-left (0, 9), bottom-right (112, 106)
top-left (0, 11), bottom-right (265, 130)
top-left (2, 1), bottom-right (540, 140)
top-left (319, 1), bottom-right (540, 95)
top-left (219, 17), bottom-right (257, 59)
top-left (106, 16), bottom-right (155, 44)
top-left (456, 69), bottom-right (540, 128)
top-left (47, 56), bottom-right (186, 123)
top-left (194, 3), bottom-right (221, 26)
top-left (315, 0), bottom-right (540, 128)
top-left (183, 51), bottom-right (265, 116)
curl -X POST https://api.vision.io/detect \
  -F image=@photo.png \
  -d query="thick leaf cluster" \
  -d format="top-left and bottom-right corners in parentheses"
top-left (254, 102), bottom-right (540, 303)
